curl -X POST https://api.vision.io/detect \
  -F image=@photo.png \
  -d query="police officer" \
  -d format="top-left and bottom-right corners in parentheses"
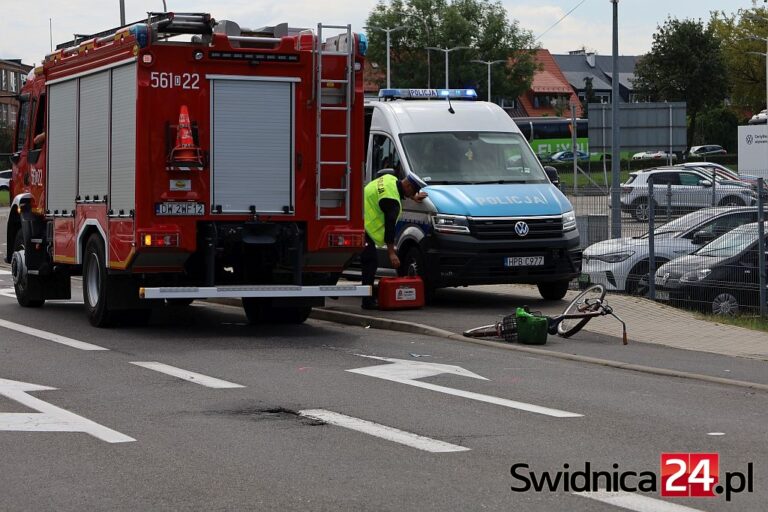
top-left (361, 172), bottom-right (428, 309)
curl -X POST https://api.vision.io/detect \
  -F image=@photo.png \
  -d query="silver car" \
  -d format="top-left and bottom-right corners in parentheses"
top-left (620, 169), bottom-right (757, 222)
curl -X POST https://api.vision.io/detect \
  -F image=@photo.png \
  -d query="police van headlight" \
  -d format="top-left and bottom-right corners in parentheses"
top-left (563, 211), bottom-right (577, 232)
top-left (431, 214), bottom-right (470, 234)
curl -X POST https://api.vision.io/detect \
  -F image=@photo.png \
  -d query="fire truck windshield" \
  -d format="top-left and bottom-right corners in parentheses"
top-left (400, 132), bottom-right (549, 185)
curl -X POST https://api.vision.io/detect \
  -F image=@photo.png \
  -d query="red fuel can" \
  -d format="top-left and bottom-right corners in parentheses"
top-left (377, 276), bottom-right (425, 310)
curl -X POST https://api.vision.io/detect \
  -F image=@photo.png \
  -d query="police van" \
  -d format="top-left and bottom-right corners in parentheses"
top-left (364, 89), bottom-right (581, 300)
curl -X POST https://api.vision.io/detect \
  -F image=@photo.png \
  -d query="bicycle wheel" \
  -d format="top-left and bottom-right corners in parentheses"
top-left (556, 284), bottom-right (606, 338)
top-left (463, 323), bottom-right (500, 339)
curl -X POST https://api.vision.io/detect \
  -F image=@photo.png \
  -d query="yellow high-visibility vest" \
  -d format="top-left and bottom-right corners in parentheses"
top-left (364, 174), bottom-right (401, 246)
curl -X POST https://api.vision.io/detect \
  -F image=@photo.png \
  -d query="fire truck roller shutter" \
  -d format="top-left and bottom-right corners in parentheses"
top-left (47, 80), bottom-right (78, 214)
top-left (78, 71), bottom-right (110, 200)
top-left (211, 77), bottom-right (296, 214)
top-left (110, 64), bottom-right (137, 214)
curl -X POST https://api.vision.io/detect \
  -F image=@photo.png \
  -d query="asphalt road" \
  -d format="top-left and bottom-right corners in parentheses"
top-left (0, 273), bottom-right (766, 511)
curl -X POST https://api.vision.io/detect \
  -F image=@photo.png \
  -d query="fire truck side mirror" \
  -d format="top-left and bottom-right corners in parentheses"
top-left (28, 149), bottom-right (42, 165)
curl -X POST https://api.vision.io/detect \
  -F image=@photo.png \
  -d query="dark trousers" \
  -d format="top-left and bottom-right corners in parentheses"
top-left (361, 233), bottom-right (378, 289)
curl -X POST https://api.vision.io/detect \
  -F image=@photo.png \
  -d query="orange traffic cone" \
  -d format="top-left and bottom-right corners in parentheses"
top-left (170, 105), bottom-right (202, 165)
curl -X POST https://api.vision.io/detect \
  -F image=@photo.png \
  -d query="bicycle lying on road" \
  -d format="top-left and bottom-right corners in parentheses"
top-left (463, 284), bottom-right (628, 345)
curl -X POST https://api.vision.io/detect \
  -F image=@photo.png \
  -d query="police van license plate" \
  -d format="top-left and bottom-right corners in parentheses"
top-left (155, 202), bottom-right (205, 216)
top-left (505, 256), bottom-right (545, 267)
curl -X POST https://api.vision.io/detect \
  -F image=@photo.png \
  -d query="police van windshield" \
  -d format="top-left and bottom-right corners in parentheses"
top-left (400, 132), bottom-right (549, 185)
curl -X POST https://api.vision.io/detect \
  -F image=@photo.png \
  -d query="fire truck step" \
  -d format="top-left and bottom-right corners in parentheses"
top-left (139, 285), bottom-right (371, 300)
top-left (320, 106), bottom-right (348, 111)
top-left (320, 134), bottom-right (348, 139)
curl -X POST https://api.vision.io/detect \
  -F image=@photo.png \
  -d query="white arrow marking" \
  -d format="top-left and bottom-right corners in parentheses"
top-left (131, 362), bottom-right (245, 389)
top-left (573, 491), bottom-right (707, 512)
top-left (0, 318), bottom-right (107, 351)
top-left (0, 378), bottom-right (134, 443)
top-left (299, 409), bottom-right (470, 453)
top-left (347, 356), bottom-right (582, 418)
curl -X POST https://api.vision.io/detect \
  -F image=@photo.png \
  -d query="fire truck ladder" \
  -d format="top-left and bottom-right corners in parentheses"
top-left (315, 23), bottom-right (354, 220)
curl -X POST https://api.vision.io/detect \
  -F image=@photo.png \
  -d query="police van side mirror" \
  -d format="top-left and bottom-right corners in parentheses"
top-left (543, 166), bottom-right (560, 188)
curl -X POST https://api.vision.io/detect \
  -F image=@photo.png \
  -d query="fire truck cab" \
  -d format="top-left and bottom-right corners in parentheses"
top-left (7, 13), bottom-right (369, 326)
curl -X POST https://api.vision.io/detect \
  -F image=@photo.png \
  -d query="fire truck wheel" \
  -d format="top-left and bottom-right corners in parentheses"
top-left (270, 306), bottom-right (312, 324)
top-left (242, 298), bottom-right (270, 324)
top-left (166, 298), bottom-right (194, 307)
top-left (11, 231), bottom-right (44, 308)
top-left (83, 234), bottom-right (118, 327)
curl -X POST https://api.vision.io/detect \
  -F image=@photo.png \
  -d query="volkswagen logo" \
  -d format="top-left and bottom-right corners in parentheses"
top-left (514, 221), bottom-right (530, 237)
top-left (746, 134), bottom-right (754, 145)
top-left (661, 272), bottom-right (670, 286)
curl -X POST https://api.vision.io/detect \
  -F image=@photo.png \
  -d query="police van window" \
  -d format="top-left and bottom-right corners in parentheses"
top-left (400, 132), bottom-right (548, 185)
top-left (371, 134), bottom-right (403, 177)
top-left (15, 98), bottom-right (31, 153)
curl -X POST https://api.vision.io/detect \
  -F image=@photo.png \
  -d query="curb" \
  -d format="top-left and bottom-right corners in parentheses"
top-left (311, 308), bottom-right (768, 393)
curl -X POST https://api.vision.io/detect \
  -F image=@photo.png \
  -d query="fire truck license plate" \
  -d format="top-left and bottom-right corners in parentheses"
top-left (155, 202), bottom-right (205, 216)
top-left (505, 256), bottom-right (545, 267)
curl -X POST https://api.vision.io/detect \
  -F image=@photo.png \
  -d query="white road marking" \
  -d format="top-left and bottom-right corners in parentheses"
top-left (0, 269), bottom-right (11, 275)
top-left (707, 432), bottom-right (725, 436)
top-left (0, 318), bottom-right (108, 351)
top-left (573, 491), bottom-right (708, 512)
top-left (298, 409), bottom-right (470, 453)
top-left (0, 378), bottom-right (135, 443)
top-left (130, 362), bottom-right (245, 389)
top-left (347, 355), bottom-right (582, 418)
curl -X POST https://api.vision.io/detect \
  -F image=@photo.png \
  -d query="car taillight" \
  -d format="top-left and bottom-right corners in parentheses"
top-left (141, 233), bottom-right (180, 247)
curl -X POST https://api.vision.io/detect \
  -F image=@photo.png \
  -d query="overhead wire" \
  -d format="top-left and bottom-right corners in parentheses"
top-left (534, 0), bottom-right (590, 42)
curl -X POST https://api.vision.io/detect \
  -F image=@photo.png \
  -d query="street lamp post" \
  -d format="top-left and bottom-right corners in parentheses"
top-left (610, 0), bottom-right (621, 239)
top-left (426, 46), bottom-right (470, 89)
top-left (470, 59), bottom-right (505, 102)
top-left (367, 25), bottom-right (408, 89)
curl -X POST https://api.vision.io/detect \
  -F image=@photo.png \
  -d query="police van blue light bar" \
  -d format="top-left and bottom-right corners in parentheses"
top-left (378, 89), bottom-right (478, 100)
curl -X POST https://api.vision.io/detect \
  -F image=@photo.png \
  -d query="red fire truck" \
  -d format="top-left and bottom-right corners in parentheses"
top-left (6, 12), bottom-right (369, 326)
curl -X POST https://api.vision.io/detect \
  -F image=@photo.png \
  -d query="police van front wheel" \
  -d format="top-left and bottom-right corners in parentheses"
top-left (537, 280), bottom-right (569, 301)
top-left (400, 246), bottom-right (435, 303)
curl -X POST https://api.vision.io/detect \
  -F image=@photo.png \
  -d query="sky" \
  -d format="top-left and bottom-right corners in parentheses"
top-left (0, 0), bottom-right (760, 67)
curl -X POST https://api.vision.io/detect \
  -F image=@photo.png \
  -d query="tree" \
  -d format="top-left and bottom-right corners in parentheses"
top-left (365, 0), bottom-right (538, 102)
top-left (710, 4), bottom-right (768, 114)
top-left (633, 17), bottom-right (729, 146)
top-left (581, 76), bottom-right (595, 116)
top-left (693, 106), bottom-right (739, 151)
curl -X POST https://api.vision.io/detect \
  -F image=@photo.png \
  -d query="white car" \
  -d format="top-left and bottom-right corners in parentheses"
top-left (582, 206), bottom-right (765, 293)
top-left (620, 168), bottom-right (757, 221)
top-left (0, 169), bottom-right (11, 191)
top-left (632, 150), bottom-right (677, 162)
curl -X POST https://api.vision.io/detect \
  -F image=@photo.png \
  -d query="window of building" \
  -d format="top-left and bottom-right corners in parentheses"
top-left (0, 70), bottom-right (6, 91)
top-left (9, 71), bottom-right (17, 93)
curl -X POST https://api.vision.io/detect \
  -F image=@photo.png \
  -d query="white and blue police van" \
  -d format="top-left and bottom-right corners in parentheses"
top-left (364, 89), bottom-right (581, 300)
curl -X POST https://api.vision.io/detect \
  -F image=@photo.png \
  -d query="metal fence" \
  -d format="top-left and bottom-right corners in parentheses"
top-left (572, 172), bottom-right (767, 319)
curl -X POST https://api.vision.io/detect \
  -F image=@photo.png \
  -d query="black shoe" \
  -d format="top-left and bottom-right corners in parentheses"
top-left (361, 298), bottom-right (379, 310)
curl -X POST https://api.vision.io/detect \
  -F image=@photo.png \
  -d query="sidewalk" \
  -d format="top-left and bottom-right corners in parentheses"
top-left (321, 283), bottom-right (768, 361)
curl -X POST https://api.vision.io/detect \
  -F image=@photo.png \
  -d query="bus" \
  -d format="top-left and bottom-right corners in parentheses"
top-left (512, 117), bottom-right (592, 162)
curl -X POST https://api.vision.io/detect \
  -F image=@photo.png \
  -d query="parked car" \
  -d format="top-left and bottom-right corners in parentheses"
top-left (549, 150), bottom-right (589, 162)
top-left (748, 109), bottom-right (767, 124)
top-left (653, 222), bottom-right (768, 315)
top-left (675, 162), bottom-right (767, 197)
top-left (632, 150), bottom-right (677, 162)
top-left (621, 169), bottom-right (758, 221)
top-left (582, 206), bottom-right (766, 294)
top-left (687, 145), bottom-right (727, 158)
top-left (0, 169), bottom-right (11, 191)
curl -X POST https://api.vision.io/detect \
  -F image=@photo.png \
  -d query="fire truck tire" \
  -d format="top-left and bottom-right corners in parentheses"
top-left (83, 234), bottom-right (118, 327)
top-left (166, 298), bottom-right (194, 307)
top-left (11, 231), bottom-right (44, 308)
top-left (271, 306), bottom-right (312, 324)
